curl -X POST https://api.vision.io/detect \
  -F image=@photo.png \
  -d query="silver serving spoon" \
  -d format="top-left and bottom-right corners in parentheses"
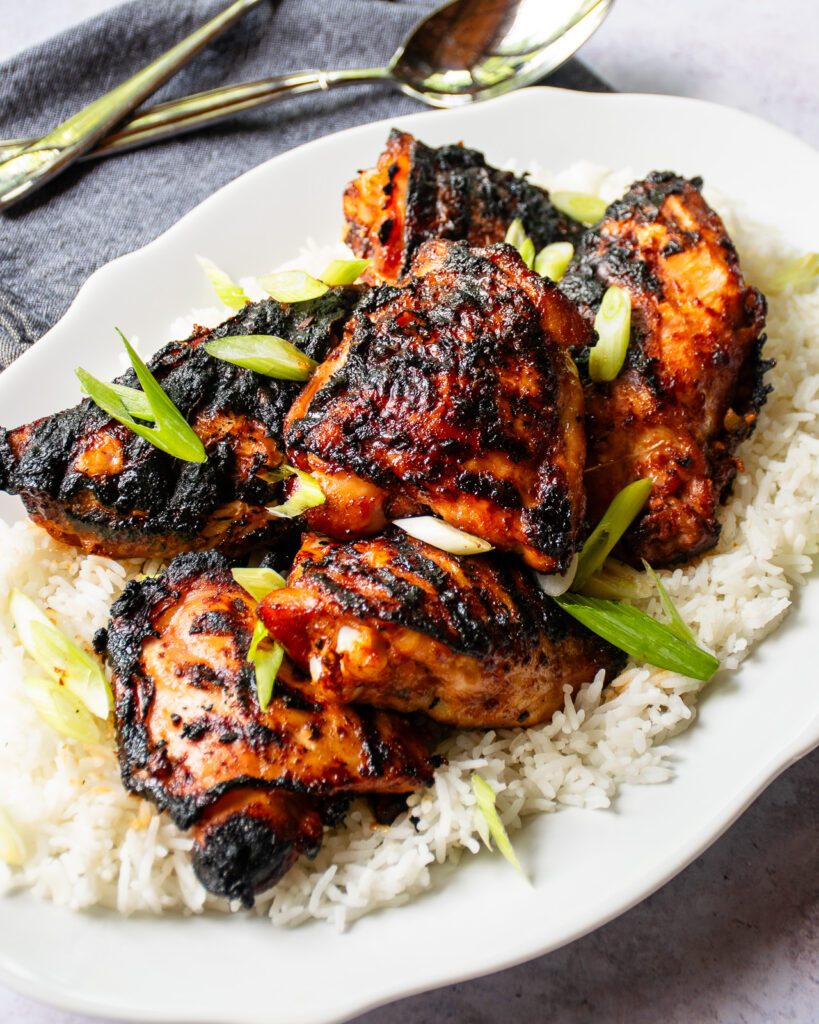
top-left (0, 0), bottom-right (612, 173)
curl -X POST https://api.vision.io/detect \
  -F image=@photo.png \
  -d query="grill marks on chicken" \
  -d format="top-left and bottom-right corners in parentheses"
top-left (285, 240), bottom-right (592, 573)
top-left (259, 530), bottom-right (625, 729)
top-left (560, 172), bottom-right (769, 565)
top-left (0, 291), bottom-right (359, 559)
top-left (343, 129), bottom-right (581, 284)
top-left (103, 551), bottom-right (435, 905)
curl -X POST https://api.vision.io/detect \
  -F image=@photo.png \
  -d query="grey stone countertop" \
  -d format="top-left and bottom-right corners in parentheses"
top-left (0, 1), bottom-right (817, 1022)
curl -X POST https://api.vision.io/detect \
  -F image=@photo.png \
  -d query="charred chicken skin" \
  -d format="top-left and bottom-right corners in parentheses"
top-left (0, 290), bottom-right (358, 559)
top-left (344, 129), bottom-right (581, 284)
top-left (560, 172), bottom-right (769, 565)
top-left (259, 530), bottom-right (625, 729)
top-left (284, 240), bottom-right (592, 573)
top-left (103, 550), bottom-right (435, 906)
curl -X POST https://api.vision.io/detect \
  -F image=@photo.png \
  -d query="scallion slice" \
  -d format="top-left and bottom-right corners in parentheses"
top-left (535, 553), bottom-right (579, 597)
top-left (504, 218), bottom-right (528, 250)
top-left (519, 236), bottom-right (535, 269)
top-left (0, 807), bottom-right (25, 867)
top-left (204, 335), bottom-right (318, 381)
top-left (232, 567), bottom-right (287, 603)
top-left (766, 252), bottom-right (819, 293)
top-left (252, 640), bottom-right (285, 711)
top-left (393, 516), bottom-right (493, 555)
top-left (25, 675), bottom-right (101, 744)
top-left (641, 560), bottom-right (695, 643)
top-left (551, 191), bottom-right (607, 226)
top-left (534, 242), bottom-right (574, 282)
top-left (471, 774), bottom-right (523, 875)
top-left (77, 330), bottom-right (206, 464)
top-left (107, 383), bottom-right (156, 421)
top-left (578, 559), bottom-right (653, 601)
top-left (589, 285), bottom-right (632, 383)
top-left (259, 270), bottom-right (329, 303)
top-left (320, 259), bottom-right (371, 286)
top-left (552, 592), bottom-right (719, 681)
top-left (197, 256), bottom-right (250, 311)
top-left (268, 467), bottom-right (326, 519)
top-left (10, 590), bottom-right (111, 719)
top-left (573, 478), bottom-right (652, 591)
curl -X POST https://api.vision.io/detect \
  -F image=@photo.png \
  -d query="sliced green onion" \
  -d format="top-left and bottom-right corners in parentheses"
top-left (253, 640), bottom-right (284, 711)
top-left (535, 553), bottom-right (578, 597)
top-left (25, 675), bottom-right (101, 744)
top-left (393, 516), bottom-right (493, 555)
top-left (205, 335), bottom-right (317, 381)
top-left (258, 270), bottom-right (329, 303)
top-left (766, 252), bottom-right (819, 293)
top-left (551, 191), bottom-right (607, 226)
top-left (504, 218), bottom-right (528, 250)
top-left (589, 285), bottom-right (632, 383)
top-left (231, 567), bottom-right (287, 603)
top-left (471, 774), bottom-right (523, 875)
top-left (0, 807), bottom-right (26, 867)
top-left (10, 590), bottom-right (111, 719)
top-left (578, 559), bottom-right (653, 601)
top-left (108, 383), bottom-right (155, 421)
top-left (197, 256), bottom-right (250, 311)
top-left (534, 242), bottom-right (574, 282)
top-left (77, 330), bottom-right (206, 464)
top-left (573, 478), bottom-right (653, 591)
top-left (552, 592), bottom-right (719, 681)
top-left (320, 259), bottom-right (371, 286)
top-left (268, 467), bottom-right (326, 519)
top-left (641, 560), bottom-right (695, 643)
top-left (518, 236), bottom-right (535, 269)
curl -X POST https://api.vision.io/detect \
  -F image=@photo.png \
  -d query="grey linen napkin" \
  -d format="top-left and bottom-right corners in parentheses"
top-left (0, 0), bottom-right (608, 369)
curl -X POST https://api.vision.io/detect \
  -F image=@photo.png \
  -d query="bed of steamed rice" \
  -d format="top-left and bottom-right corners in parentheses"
top-left (0, 163), bottom-right (816, 930)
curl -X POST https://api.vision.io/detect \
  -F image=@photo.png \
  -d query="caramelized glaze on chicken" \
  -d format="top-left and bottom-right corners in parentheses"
top-left (103, 550), bottom-right (435, 905)
top-left (259, 530), bottom-right (624, 729)
top-left (0, 291), bottom-right (359, 559)
top-left (560, 172), bottom-right (769, 564)
top-left (344, 129), bottom-right (581, 283)
top-left (285, 240), bottom-right (592, 573)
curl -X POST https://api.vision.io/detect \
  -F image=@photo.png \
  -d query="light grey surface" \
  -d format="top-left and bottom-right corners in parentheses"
top-left (1, 2), bottom-right (817, 1022)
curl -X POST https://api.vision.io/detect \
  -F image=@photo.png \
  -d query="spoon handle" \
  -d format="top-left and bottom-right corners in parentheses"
top-left (0, 0), bottom-right (264, 211)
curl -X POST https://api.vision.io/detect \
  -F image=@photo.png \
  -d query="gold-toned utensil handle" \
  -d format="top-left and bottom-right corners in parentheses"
top-left (0, 0), bottom-right (264, 210)
top-left (0, 67), bottom-right (389, 163)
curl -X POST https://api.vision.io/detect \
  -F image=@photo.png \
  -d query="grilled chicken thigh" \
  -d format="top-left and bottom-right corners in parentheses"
top-left (561, 172), bottom-right (769, 565)
top-left (103, 551), bottom-right (435, 905)
top-left (284, 240), bottom-right (592, 573)
top-left (0, 291), bottom-right (358, 559)
top-left (344, 129), bottom-right (581, 283)
top-left (259, 530), bottom-right (625, 729)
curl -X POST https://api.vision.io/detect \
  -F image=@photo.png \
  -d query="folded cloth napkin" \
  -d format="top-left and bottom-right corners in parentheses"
top-left (0, 0), bottom-right (608, 369)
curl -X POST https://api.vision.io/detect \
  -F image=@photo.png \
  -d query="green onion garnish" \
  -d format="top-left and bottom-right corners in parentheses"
top-left (107, 383), bottom-right (155, 421)
top-left (77, 330), bottom-right (206, 464)
top-left (519, 237), bottom-right (535, 269)
top-left (573, 478), bottom-right (653, 591)
top-left (268, 467), bottom-right (326, 519)
top-left (25, 675), bottom-right (101, 744)
top-left (589, 285), bottom-right (632, 383)
top-left (252, 640), bottom-right (285, 712)
top-left (766, 252), bottom-right (819, 293)
top-left (231, 567), bottom-right (287, 603)
top-left (551, 191), bottom-right (607, 226)
top-left (10, 590), bottom-right (111, 719)
top-left (578, 558), bottom-right (653, 601)
top-left (0, 807), bottom-right (26, 867)
top-left (471, 774), bottom-right (524, 875)
top-left (197, 256), bottom-right (250, 311)
top-left (641, 560), bottom-right (695, 643)
top-left (552, 592), bottom-right (719, 681)
top-left (204, 335), bottom-right (318, 381)
top-left (320, 259), bottom-right (371, 286)
top-left (258, 270), bottom-right (329, 303)
top-left (393, 516), bottom-right (494, 555)
top-left (534, 242), bottom-right (574, 282)
top-left (504, 218), bottom-right (528, 250)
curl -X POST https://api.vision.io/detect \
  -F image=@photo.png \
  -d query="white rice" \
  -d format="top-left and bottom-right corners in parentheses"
top-left (0, 165), bottom-right (817, 930)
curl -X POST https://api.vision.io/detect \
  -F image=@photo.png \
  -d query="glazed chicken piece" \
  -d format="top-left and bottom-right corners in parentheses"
top-left (103, 551), bottom-right (435, 906)
top-left (560, 172), bottom-right (769, 565)
top-left (259, 530), bottom-right (625, 729)
top-left (284, 239), bottom-right (592, 573)
top-left (344, 129), bottom-right (581, 283)
top-left (0, 290), bottom-right (359, 559)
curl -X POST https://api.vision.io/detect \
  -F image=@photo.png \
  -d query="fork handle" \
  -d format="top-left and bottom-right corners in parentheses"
top-left (0, 67), bottom-right (390, 164)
